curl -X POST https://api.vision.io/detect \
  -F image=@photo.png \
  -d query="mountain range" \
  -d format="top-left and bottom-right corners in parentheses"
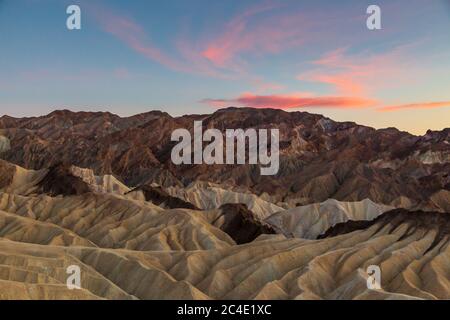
top-left (0, 108), bottom-right (448, 299)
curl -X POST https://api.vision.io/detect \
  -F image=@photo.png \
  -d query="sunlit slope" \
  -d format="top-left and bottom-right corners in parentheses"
top-left (0, 209), bottom-right (448, 299)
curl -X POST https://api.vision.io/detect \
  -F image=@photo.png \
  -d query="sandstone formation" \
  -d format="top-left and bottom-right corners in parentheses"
top-left (0, 108), bottom-right (448, 300)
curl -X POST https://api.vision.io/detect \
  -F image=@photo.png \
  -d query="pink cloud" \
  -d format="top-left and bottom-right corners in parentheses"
top-left (88, 4), bottom-right (191, 74)
top-left (201, 93), bottom-right (377, 109)
top-left (200, 4), bottom-right (311, 69)
top-left (174, 37), bottom-right (235, 79)
top-left (87, 2), bottom-right (312, 83)
top-left (85, 2), bottom-right (437, 104)
top-left (88, 3), bottom-right (236, 79)
top-left (378, 101), bottom-right (450, 112)
top-left (297, 46), bottom-right (420, 97)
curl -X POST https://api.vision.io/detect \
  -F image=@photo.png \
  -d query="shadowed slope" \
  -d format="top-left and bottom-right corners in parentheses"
top-left (126, 185), bottom-right (199, 209)
top-left (37, 163), bottom-right (91, 196)
top-left (319, 208), bottom-right (450, 249)
top-left (213, 203), bottom-right (276, 244)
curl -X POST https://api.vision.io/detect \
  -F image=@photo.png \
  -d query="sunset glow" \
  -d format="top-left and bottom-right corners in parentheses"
top-left (0, 0), bottom-right (449, 134)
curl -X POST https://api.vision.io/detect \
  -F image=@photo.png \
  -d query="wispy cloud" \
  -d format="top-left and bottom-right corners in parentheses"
top-left (87, 2), bottom-right (244, 79)
top-left (201, 93), bottom-right (377, 109)
top-left (200, 3), bottom-right (316, 70)
top-left (85, 1), bottom-right (449, 118)
top-left (298, 45), bottom-right (421, 97)
top-left (88, 4), bottom-right (190, 74)
top-left (87, 2), bottom-right (313, 80)
top-left (378, 101), bottom-right (450, 112)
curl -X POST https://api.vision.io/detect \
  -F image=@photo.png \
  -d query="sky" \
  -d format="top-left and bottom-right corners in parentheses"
top-left (0, 0), bottom-right (449, 135)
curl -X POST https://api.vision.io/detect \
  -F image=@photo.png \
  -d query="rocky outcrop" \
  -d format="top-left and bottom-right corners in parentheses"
top-left (0, 159), bottom-right (15, 189)
top-left (0, 135), bottom-right (10, 153)
top-left (37, 163), bottom-right (91, 196)
top-left (127, 184), bottom-right (199, 209)
top-left (319, 208), bottom-right (450, 248)
top-left (265, 198), bottom-right (393, 239)
top-left (166, 181), bottom-right (284, 220)
top-left (213, 203), bottom-right (276, 244)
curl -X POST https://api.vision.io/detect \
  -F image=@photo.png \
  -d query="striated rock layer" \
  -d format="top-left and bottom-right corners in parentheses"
top-left (265, 198), bottom-right (393, 239)
top-left (0, 206), bottom-right (448, 300)
top-left (0, 160), bottom-right (448, 300)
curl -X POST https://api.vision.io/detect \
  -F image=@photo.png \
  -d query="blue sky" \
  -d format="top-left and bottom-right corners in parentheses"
top-left (0, 0), bottom-right (449, 134)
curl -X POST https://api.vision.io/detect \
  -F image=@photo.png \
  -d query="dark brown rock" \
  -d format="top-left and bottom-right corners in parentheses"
top-left (214, 203), bottom-right (276, 244)
top-left (128, 185), bottom-right (199, 210)
top-left (318, 208), bottom-right (450, 252)
top-left (37, 163), bottom-right (91, 196)
top-left (0, 159), bottom-right (16, 189)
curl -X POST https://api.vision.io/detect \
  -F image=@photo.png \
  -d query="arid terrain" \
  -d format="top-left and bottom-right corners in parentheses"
top-left (0, 108), bottom-right (448, 300)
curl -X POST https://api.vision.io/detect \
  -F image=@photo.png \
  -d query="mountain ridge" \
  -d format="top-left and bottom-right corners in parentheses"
top-left (1, 108), bottom-right (448, 212)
